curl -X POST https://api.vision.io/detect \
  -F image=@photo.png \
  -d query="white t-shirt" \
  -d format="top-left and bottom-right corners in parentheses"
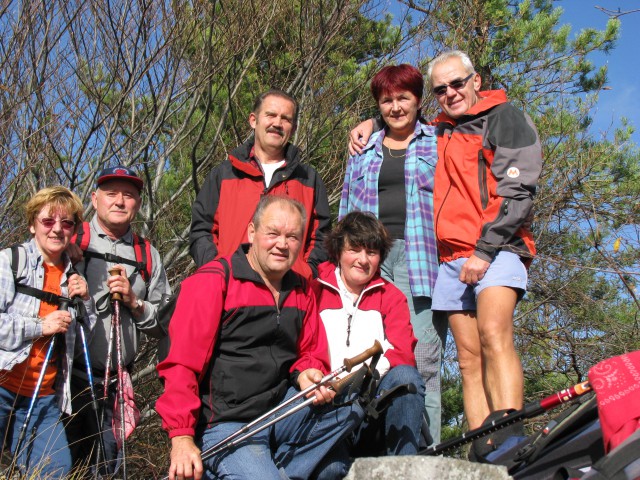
top-left (261, 160), bottom-right (286, 188)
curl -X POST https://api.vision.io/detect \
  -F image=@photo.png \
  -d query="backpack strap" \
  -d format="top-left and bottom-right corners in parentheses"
top-left (10, 244), bottom-right (22, 281)
top-left (132, 233), bottom-right (152, 287)
top-left (10, 244), bottom-right (68, 306)
top-left (72, 221), bottom-right (91, 251)
top-left (72, 220), bottom-right (152, 288)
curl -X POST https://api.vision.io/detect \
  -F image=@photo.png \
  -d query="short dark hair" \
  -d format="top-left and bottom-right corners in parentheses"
top-left (326, 211), bottom-right (392, 264)
top-left (370, 64), bottom-right (424, 103)
top-left (252, 89), bottom-right (299, 127)
top-left (251, 195), bottom-right (306, 232)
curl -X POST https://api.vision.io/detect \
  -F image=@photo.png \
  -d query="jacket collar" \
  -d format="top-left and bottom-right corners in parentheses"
top-left (316, 260), bottom-right (385, 293)
top-left (229, 138), bottom-right (302, 179)
top-left (25, 237), bottom-right (72, 272)
top-left (361, 118), bottom-right (435, 154)
top-left (90, 214), bottom-right (134, 245)
top-left (230, 243), bottom-right (302, 292)
top-left (433, 89), bottom-right (508, 125)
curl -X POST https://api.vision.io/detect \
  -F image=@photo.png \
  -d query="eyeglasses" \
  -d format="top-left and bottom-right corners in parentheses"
top-left (432, 73), bottom-right (475, 96)
top-left (37, 217), bottom-right (76, 231)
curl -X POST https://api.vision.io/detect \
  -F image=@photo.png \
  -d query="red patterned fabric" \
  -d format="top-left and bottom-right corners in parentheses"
top-left (588, 350), bottom-right (640, 453)
top-left (112, 370), bottom-right (140, 449)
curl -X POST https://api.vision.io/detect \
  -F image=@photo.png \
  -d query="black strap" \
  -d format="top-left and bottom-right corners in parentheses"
top-left (10, 244), bottom-right (72, 306)
top-left (588, 429), bottom-right (640, 479)
top-left (83, 250), bottom-right (146, 272)
top-left (14, 284), bottom-right (67, 305)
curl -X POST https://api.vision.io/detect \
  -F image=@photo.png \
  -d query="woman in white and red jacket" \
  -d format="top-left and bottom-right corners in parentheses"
top-left (311, 211), bottom-right (425, 477)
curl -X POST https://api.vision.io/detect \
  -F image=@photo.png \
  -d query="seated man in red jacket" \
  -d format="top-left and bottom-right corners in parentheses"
top-left (157, 195), bottom-right (362, 480)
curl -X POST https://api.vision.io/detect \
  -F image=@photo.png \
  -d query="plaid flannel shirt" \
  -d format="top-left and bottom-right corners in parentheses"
top-left (339, 121), bottom-right (439, 297)
top-left (0, 238), bottom-right (96, 414)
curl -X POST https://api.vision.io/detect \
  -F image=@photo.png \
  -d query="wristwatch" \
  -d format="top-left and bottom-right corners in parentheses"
top-left (133, 298), bottom-right (144, 315)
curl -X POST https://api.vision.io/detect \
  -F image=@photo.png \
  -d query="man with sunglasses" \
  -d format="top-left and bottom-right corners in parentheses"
top-left (348, 50), bottom-right (542, 457)
top-left (64, 166), bottom-right (171, 475)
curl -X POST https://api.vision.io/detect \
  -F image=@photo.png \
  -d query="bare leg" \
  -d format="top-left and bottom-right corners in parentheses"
top-left (476, 286), bottom-right (523, 413)
top-left (448, 311), bottom-right (490, 430)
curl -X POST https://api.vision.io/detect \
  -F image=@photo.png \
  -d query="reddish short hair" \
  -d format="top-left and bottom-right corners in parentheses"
top-left (370, 64), bottom-right (424, 102)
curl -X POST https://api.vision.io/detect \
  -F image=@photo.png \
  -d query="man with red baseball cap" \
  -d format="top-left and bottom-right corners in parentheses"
top-left (65, 165), bottom-right (171, 475)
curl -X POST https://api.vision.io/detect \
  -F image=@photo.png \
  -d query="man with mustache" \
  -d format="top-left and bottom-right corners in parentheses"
top-left (190, 89), bottom-right (330, 279)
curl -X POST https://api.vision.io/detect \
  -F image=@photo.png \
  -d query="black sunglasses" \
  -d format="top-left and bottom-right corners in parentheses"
top-left (432, 73), bottom-right (475, 96)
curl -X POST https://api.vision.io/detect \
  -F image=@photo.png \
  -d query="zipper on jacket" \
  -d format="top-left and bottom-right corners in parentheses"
top-left (434, 128), bottom-right (454, 259)
top-left (478, 150), bottom-right (489, 210)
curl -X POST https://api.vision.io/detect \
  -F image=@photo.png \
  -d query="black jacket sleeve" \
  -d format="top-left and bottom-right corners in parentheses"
top-left (304, 172), bottom-right (331, 277)
top-left (189, 167), bottom-right (222, 267)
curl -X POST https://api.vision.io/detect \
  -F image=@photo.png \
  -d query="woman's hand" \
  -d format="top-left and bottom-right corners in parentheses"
top-left (68, 273), bottom-right (90, 301)
top-left (41, 309), bottom-right (72, 336)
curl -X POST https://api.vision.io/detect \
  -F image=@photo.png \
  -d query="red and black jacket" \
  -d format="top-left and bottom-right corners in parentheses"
top-left (189, 139), bottom-right (331, 279)
top-left (156, 245), bottom-right (330, 438)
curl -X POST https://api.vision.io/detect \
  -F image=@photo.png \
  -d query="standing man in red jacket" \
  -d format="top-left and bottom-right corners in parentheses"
top-left (189, 89), bottom-right (330, 279)
top-left (427, 51), bottom-right (542, 436)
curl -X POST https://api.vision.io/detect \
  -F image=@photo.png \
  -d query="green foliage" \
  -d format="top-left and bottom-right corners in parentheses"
top-left (2, 0), bottom-right (639, 473)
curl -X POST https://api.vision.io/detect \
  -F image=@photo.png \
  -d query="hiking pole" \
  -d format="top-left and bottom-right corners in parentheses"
top-left (160, 341), bottom-right (382, 480)
top-left (198, 340), bottom-right (383, 463)
top-left (10, 297), bottom-right (71, 472)
top-left (95, 300), bottom-right (116, 476)
top-left (421, 380), bottom-right (593, 456)
top-left (73, 298), bottom-right (108, 479)
top-left (108, 267), bottom-right (128, 480)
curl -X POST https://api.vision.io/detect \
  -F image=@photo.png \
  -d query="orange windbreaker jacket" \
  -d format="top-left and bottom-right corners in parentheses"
top-left (432, 90), bottom-right (542, 265)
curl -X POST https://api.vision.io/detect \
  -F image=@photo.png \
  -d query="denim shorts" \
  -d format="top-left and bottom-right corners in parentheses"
top-left (431, 251), bottom-right (528, 312)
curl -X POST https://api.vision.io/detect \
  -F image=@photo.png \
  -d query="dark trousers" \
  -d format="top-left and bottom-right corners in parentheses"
top-left (64, 375), bottom-right (119, 476)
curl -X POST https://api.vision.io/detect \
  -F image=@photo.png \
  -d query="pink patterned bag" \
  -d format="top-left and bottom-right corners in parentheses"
top-left (588, 350), bottom-right (640, 453)
top-left (112, 370), bottom-right (141, 449)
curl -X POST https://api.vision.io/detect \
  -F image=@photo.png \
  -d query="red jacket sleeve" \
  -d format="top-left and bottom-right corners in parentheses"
top-left (290, 286), bottom-right (331, 376)
top-left (155, 263), bottom-right (227, 438)
top-left (381, 283), bottom-right (417, 368)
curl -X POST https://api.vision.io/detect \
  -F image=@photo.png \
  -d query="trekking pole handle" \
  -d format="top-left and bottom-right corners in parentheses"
top-left (58, 296), bottom-right (72, 311)
top-left (108, 267), bottom-right (123, 301)
top-left (343, 340), bottom-right (383, 372)
top-left (328, 366), bottom-right (370, 395)
top-left (539, 381), bottom-right (591, 411)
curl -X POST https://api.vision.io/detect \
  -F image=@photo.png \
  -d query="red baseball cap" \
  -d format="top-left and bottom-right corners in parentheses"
top-left (96, 166), bottom-right (143, 192)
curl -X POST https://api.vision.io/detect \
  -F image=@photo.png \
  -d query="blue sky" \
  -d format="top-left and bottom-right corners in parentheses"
top-left (559, 1), bottom-right (640, 144)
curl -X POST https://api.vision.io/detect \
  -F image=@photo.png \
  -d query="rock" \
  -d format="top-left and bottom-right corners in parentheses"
top-left (344, 456), bottom-right (512, 480)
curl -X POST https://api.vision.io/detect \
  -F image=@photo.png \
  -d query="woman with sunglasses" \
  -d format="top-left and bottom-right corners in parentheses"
top-left (339, 64), bottom-right (445, 445)
top-left (0, 186), bottom-right (95, 477)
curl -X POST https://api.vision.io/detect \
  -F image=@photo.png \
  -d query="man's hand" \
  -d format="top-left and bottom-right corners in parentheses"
top-left (66, 243), bottom-right (84, 265)
top-left (106, 265), bottom-right (139, 313)
top-left (348, 119), bottom-right (374, 156)
top-left (459, 254), bottom-right (491, 285)
top-left (169, 436), bottom-right (203, 480)
top-left (298, 368), bottom-right (335, 405)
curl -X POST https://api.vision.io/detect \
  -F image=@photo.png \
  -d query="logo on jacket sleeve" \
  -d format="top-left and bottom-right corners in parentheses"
top-left (507, 167), bottom-right (520, 178)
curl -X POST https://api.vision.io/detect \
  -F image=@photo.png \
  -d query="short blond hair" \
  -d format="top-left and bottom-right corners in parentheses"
top-left (25, 186), bottom-right (84, 232)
